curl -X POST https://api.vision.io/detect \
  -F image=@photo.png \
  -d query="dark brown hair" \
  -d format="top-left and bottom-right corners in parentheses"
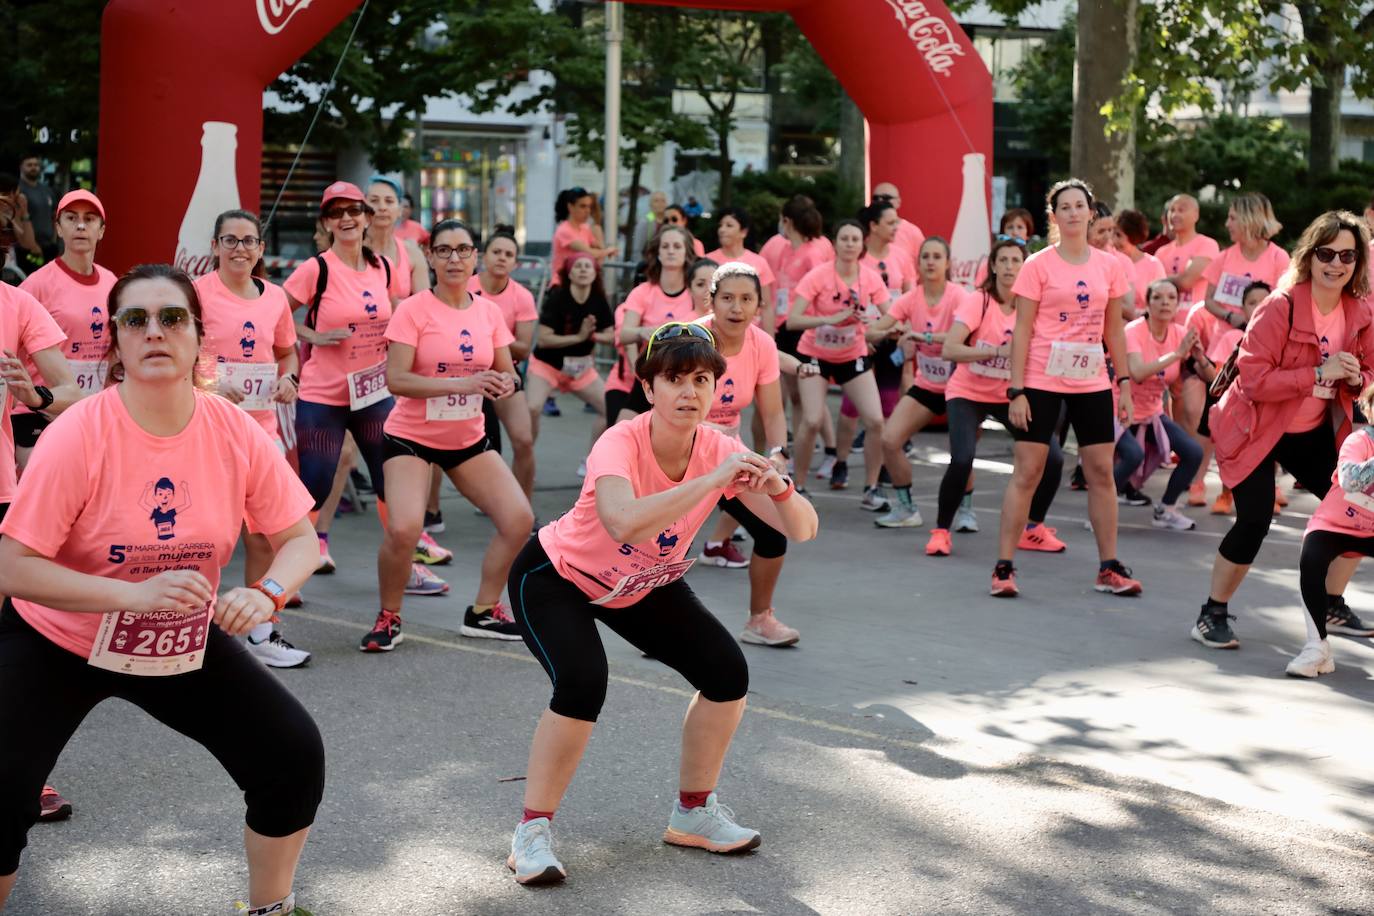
top-left (634, 334), bottom-right (726, 383)
top-left (1046, 178), bottom-right (1094, 215)
top-left (1281, 210), bottom-right (1372, 300)
top-left (1115, 209), bottom-right (1150, 245)
top-left (645, 225), bottom-right (697, 286)
top-left (556, 251), bottom-right (607, 300)
top-left (104, 264), bottom-right (205, 385)
top-left (782, 194), bottom-right (823, 240)
top-left (1000, 207), bottom-right (1035, 234)
top-left (979, 237), bottom-right (1027, 298)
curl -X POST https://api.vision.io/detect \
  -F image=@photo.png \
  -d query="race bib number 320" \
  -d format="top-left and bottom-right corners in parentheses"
top-left (87, 606), bottom-right (211, 676)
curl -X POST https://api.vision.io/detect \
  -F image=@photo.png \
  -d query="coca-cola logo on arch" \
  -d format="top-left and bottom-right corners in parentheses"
top-left (883, 0), bottom-right (966, 76)
top-left (257, 0), bottom-right (313, 35)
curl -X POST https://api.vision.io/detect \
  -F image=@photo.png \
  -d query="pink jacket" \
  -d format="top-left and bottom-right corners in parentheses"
top-left (1210, 282), bottom-right (1374, 488)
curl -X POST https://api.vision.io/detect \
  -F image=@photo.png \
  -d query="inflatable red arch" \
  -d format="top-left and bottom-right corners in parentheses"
top-left (96, 0), bottom-right (992, 276)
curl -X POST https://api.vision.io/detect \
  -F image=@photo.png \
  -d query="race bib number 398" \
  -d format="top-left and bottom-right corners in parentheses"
top-left (87, 606), bottom-right (211, 676)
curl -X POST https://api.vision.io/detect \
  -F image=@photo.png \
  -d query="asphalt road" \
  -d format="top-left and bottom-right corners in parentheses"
top-left (8, 395), bottom-right (1374, 915)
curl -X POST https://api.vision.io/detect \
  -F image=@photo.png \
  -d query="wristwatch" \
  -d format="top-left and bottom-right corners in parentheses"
top-left (250, 578), bottom-right (288, 612)
top-left (30, 385), bottom-right (54, 412)
top-left (1007, 387), bottom-right (1026, 401)
top-left (767, 445), bottom-right (790, 460)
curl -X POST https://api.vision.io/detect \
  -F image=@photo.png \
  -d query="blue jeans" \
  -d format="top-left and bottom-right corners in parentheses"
top-left (1113, 414), bottom-right (1202, 505)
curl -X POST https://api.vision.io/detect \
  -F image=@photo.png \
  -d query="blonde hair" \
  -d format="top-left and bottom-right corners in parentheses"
top-left (1280, 210), bottom-right (1372, 300)
top-left (1229, 192), bottom-right (1282, 242)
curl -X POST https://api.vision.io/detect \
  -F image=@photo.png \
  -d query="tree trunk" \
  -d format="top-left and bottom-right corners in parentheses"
top-left (1070, 0), bottom-right (1138, 208)
top-left (716, 114), bottom-right (734, 208)
top-left (838, 89), bottom-right (866, 203)
top-left (1298, 4), bottom-right (1343, 178)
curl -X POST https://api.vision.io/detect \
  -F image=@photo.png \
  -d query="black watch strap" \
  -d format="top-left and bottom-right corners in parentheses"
top-left (1007, 386), bottom-right (1026, 400)
top-left (32, 385), bottom-right (54, 411)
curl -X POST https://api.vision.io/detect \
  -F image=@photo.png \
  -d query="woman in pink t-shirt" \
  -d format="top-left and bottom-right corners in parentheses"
top-left (610, 225), bottom-right (698, 422)
top-left (927, 238), bottom-right (1065, 557)
top-left (1194, 211), bottom-right (1374, 652)
top-left (364, 220), bottom-right (533, 653)
top-left (466, 231), bottom-right (538, 501)
top-left (705, 207), bottom-right (776, 328)
top-left (0, 264), bottom-right (321, 915)
top-left (1088, 204), bottom-right (1141, 318)
top-left (786, 219), bottom-right (890, 495)
top-left (1114, 279), bottom-right (1204, 529)
top-left (196, 208), bottom-right (310, 668)
top-left (865, 236), bottom-right (964, 521)
top-left (550, 187), bottom-right (616, 284)
top-left (364, 175), bottom-right (430, 300)
top-left (1197, 193), bottom-right (1289, 341)
top-left (503, 326), bottom-right (817, 885)
top-left (1291, 391), bottom-right (1374, 678)
top-left (997, 178), bottom-right (1141, 599)
top-left (859, 199), bottom-right (912, 297)
top-left (1114, 209), bottom-right (1167, 315)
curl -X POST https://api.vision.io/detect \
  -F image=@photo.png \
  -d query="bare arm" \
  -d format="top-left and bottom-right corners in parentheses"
top-left (1169, 254), bottom-right (1210, 292)
top-left (0, 535), bottom-right (212, 615)
top-left (406, 240), bottom-right (430, 292)
top-left (25, 347), bottom-right (82, 414)
top-left (510, 319), bottom-right (537, 362)
top-left (384, 341), bottom-right (505, 400)
top-left (1103, 295), bottom-right (1133, 420)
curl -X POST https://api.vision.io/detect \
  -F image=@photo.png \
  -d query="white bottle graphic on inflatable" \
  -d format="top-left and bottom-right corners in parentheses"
top-left (948, 152), bottom-right (990, 290)
top-left (175, 121), bottom-right (241, 278)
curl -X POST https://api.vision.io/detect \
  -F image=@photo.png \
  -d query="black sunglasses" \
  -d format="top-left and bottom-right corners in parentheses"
top-left (1314, 246), bottom-right (1358, 265)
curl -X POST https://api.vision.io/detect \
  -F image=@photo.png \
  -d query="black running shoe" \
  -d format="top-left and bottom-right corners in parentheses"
top-left (461, 603), bottom-right (522, 641)
top-left (1327, 596), bottom-right (1374, 636)
top-left (360, 610), bottom-right (403, 652)
top-left (1191, 605), bottom-right (1239, 649)
top-left (1118, 486), bottom-right (1151, 507)
top-left (829, 459), bottom-right (849, 490)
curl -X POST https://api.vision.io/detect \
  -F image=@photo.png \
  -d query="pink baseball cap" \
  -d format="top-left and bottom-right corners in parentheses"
top-left (57, 189), bottom-right (105, 221)
top-left (320, 181), bottom-right (367, 211)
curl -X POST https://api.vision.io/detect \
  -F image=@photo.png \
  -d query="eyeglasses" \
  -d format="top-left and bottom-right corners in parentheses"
top-left (644, 321), bottom-right (715, 361)
top-left (432, 243), bottom-right (477, 260)
top-left (323, 204), bottom-right (366, 220)
top-left (995, 234), bottom-right (1028, 246)
top-left (1314, 246), bottom-right (1358, 265)
top-left (217, 234), bottom-right (261, 250)
top-left (113, 305), bottom-right (193, 331)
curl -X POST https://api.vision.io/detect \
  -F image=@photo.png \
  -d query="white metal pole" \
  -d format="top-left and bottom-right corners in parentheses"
top-left (604, 2), bottom-right (623, 260)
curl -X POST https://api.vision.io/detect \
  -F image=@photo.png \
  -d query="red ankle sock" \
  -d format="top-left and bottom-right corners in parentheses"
top-left (679, 790), bottom-right (712, 810)
top-left (522, 807), bottom-right (554, 823)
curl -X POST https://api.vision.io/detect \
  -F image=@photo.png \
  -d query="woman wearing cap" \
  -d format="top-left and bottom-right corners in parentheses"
top-left (551, 188), bottom-right (616, 284)
top-left (503, 321), bottom-right (817, 886)
top-left (365, 175), bottom-right (430, 300)
top-left (526, 254), bottom-right (615, 460)
top-left (14, 190), bottom-right (116, 467)
top-left (467, 231), bottom-right (538, 500)
top-left (365, 220), bottom-right (532, 652)
top-left (282, 181), bottom-right (448, 601)
top-left (0, 264), bottom-right (322, 916)
top-left (1193, 211), bottom-right (1374, 653)
top-left (195, 208), bottom-right (311, 669)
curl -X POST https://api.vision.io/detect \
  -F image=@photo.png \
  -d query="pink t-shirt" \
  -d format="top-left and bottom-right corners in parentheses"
top-left (194, 272), bottom-right (298, 441)
top-left (892, 218), bottom-right (926, 280)
top-left (17, 258), bottom-right (117, 402)
top-left (551, 220), bottom-right (597, 283)
top-left (1308, 428), bottom-right (1374, 537)
top-left (704, 248), bottom-right (777, 290)
top-left (395, 219), bottom-right (430, 247)
top-left (1124, 317), bottom-right (1182, 424)
top-left (387, 240), bottom-right (414, 301)
top-left (0, 388), bottom-right (312, 658)
top-left (888, 283), bottom-right (965, 391)
top-left (537, 411), bottom-right (745, 608)
top-left (605, 282), bottom-right (694, 393)
top-left (1012, 246), bottom-right (1128, 394)
top-left (466, 274), bottom-right (538, 336)
top-left (1206, 326), bottom-right (1243, 366)
top-left (283, 251), bottom-right (394, 407)
top-left (792, 263), bottom-right (890, 363)
top-left (0, 285), bottom-right (66, 502)
top-left (700, 318), bottom-right (780, 435)
top-left (1287, 298), bottom-right (1346, 433)
top-left (944, 292), bottom-right (1015, 405)
top-left (383, 291), bottom-right (514, 450)
top-left (860, 248), bottom-right (909, 296)
top-left (1155, 233), bottom-right (1221, 304)
top-left (1202, 242), bottom-right (1290, 314)
top-left (769, 237), bottom-right (836, 318)
top-left (1127, 252), bottom-right (1167, 309)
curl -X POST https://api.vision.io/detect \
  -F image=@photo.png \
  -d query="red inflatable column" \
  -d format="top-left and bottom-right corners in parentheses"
top-left (97, 1), bottom-right (363, 274)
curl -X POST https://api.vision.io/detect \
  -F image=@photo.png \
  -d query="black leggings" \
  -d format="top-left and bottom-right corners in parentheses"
top-left (508, 538), bottom-right (749, 722)
top-left (295, 397), bottom-right (393, 508)
top-left (716, 495), bottom-right (786, 559)
top-left (1300, 530), bottom-right (1374, 638)
top-left (938, 398), bottom-right (1062, 531)
top-left (1218, 424), bottom-right (1337, 565)
top-left (0, 602), bottom-right (325, 875)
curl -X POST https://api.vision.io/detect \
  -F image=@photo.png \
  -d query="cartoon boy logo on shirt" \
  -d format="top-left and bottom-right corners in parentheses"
top-left (655, 530), bottom-right (680, 557)
top-left (240, 321), bottom-right (256, 359)
top-left (1075, 280), bottom-right (1091, 309)
top-left (90, 307), bottom-right (105, 340)
top-left (459, 329), bottom-right (475, 362)
top-left (719, 378), bottom-right (735, 406)
top-left (363, 291), bottom-right (379, 318)
top-left (139, 477), bottom-right (192, 541)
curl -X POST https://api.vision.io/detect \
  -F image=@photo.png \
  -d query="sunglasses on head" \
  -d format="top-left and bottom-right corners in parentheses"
top-left (323, 203), bottom-right (367, 220)
top-left (644, 322), bottom-right (715, 361)
top-left (995, 234), bottom-right (1028, 246)
top-left (1314, 246), bottom-right (1358, 265)
top-left (113, 306), bottom-right (193, 331)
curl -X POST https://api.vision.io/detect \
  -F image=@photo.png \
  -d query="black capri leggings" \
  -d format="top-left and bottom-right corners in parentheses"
top-left (1218, 423), bottom-right (1338, 566)
top-left (1300, 530), bottom-right (1374, 639)
top-left (0, 602), bottom-right (325, 875)
top-left (716, 495), bottom-right (786, 559)
top-left (508, 538), bottom-right (749, 722)
top-left (938, 398), bottom-right (1063, 531)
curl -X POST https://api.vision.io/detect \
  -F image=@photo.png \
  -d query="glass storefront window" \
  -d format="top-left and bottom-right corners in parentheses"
top-left (417, 135), bottom-right (525, 244)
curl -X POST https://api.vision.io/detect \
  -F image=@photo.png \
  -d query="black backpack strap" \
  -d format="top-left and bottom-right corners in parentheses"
top-left (307, 253), bottom-right (328, 330)
top-left (381, 254), bottom-right (392, 291)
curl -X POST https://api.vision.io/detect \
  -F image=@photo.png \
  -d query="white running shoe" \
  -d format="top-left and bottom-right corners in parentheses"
top-left (1152, 505), bottom-right (1197, 530)
top-left (508, 817), bottom-right (567, 885)
top-left (953, 505), bottom-right (979, 533)
top-left (814, 455), bottom-right (836, 480)
top-left (875, 504), bottom-right (923, 528)
top-left (1285, 639), bottom-right (1335, 678)
top-left (246, 631), bottom-right (311, 668)
top-left (740, 610), bottom-right (800, 647)
top-left (859, 487), bottom-right (890, 512)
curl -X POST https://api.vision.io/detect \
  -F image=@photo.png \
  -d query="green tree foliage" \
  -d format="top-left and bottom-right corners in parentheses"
top-left (1006, 12), bottom-right (1075, 175)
